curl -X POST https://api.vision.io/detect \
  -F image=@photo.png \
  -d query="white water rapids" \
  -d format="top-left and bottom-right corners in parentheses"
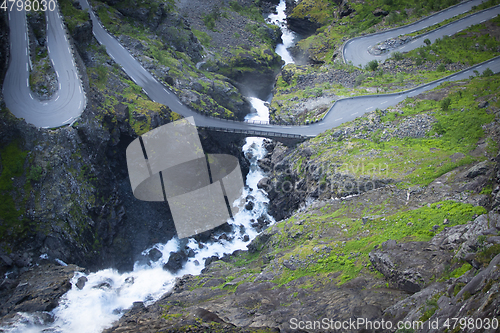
top-left (267, 0), bottom-right (296, 65)
top-left (1, 1), bottom-right (297, 332)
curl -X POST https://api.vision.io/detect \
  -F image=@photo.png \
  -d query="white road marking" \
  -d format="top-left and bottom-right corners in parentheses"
top-left (63, 117), bottom-right (73, 123)
top-left (351, 112), bottom-right (358, 116)
top-left (480, 19), bottom-right (486, 23)
top-left (26, 78), bottom-right (29, 87)
top-left (411, 40), bottom-right (417, 43)
top-left (381, 100), bottom-right (388, 104)
top-left (335, 118), bottom-right (343, 122)
top-left (26, 63), bottom-right (28, 71)
top-left (59, 83), bottom-right (62, 89)
top-left (79, 86), bottom-right (82, 93)
top-left (55, 96), bottom-right (60, 101)
top-left (177, 100), bottom-right (183, 105)
top-left (478, 65), bottom-right (483, 68)
top-left (410, 30), bottom-right (416, 33)
top-left (79, 101), bottom-right (82, 108)
top-left (30, 94), bottom-right (33, 99)
top-left (366, 106), bottom-right (373, 110)
top-left (56, 71), bottom-right (59, 78)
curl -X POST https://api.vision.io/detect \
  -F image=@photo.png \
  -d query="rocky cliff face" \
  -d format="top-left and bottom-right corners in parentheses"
top-left (0, 13), bottom-right (8, 85)
top-left (0, 0), bottom-right (257, 303)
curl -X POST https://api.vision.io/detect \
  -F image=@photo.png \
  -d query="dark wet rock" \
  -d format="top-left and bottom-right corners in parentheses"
top-left (287, 16), bottom-right (321, 35)
top-left (76, 276), bottom-right (88, 290)
top-left (204, 255), bottom-right (220, 267)
top-left (257, 177), bottom-right (271, 190)
top-left (148, 248), bottom-right (163, 262)
top-left (163, 251), bottom-right (189, 274)
top-left (372, 8), bottom-right (389, 16)
top-left (0, 264), bottom-right (84, 318)
top-left (245, 201), bottom-right (254, 211)
top-left (257, 158), bottom-right (272, 172)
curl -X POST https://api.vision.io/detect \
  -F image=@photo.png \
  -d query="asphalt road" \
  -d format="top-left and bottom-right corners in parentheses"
top-left (344, 0), bottom-right (500, 67)
top-left (78, 0), bottom-right (500, 138)
top-left (3, 5), bottom-right (86, 128)
top-left (4, 0), bottom-right (500, 134)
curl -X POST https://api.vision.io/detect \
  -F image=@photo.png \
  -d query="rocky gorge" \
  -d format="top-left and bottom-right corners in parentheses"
top-left (1, 0), bottom-right (500, 332)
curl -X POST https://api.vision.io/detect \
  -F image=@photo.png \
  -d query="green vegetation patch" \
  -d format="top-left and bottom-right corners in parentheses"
top-left (0, 140), bottom-right (30, 242)
top-left (404, 15), bottom-right (500, 66)
top-left (289, 0), bottom-right (334, 26)
top-left (228, 1), bottom-right (264, 22)
top-left (60, 0), bottom-right (90, 33)
top-left (192, 29), bottom-right (211, 47)
top-left (272, 201), bottom-right (485, 286)
top-left (476, 244), bottom-right (500, 267)
top-left (297, 74), bottom-right (498, 188)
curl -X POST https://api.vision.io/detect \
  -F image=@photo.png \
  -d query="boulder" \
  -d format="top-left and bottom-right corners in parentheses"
top-left (163, 251), bottom-right (189, 274)
top-left (466, 160), bottom-right (490, 178)
top-left (373, 8), bottom-right (389, 16)
top-left (0, 264), bottom-right (85, 317)
top-left (369, 241), bottom-right (453, 293)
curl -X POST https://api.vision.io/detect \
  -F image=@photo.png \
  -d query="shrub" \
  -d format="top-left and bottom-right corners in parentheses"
top-left (202, 6), bottom-right (221, 31)
top-left (365, 60), bottom-right (378, 71)
top-left (424, 38), bottom-right (431, 46)
top-left (354, 74), bottom-right (365, 86)
top-left (441, 97), bottom-right (451, 111)
top-left (392, 51), bottom-right (403, 61)
top-left (28, 165), bottom-right (43, 182)
top-left (442, 57), bottom-right (452, 64)
top-left (436, 64), bottom-right (446, 72)
top-left (482, 68), bottom-right (494, 77)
